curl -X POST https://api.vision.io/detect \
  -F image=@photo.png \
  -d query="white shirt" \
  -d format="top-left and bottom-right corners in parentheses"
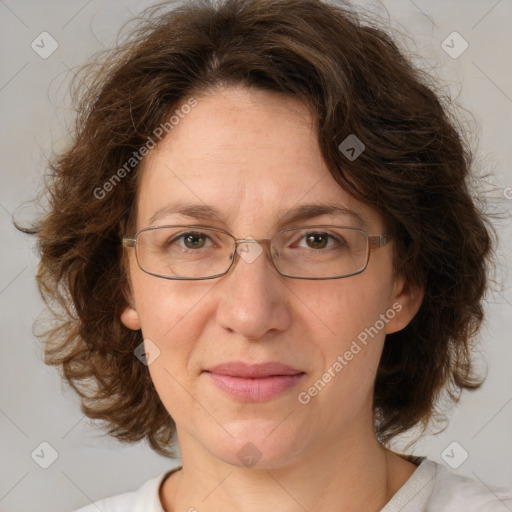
top-left (69, 458), bottom-right (512, 511)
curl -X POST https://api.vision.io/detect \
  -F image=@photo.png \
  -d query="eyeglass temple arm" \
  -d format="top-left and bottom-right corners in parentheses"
top-left (369, 234), bottom-right (392, 248)
top-left (122, 237), bottom-right (136, 248)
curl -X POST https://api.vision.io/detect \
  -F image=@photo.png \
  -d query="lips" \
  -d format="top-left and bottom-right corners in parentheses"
top-left (204, 362), bottom-right (305, 402)
top-left (205, 362), bottom-right (303, 378)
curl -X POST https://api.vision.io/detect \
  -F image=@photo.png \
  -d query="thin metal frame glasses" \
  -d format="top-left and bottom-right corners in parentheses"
top-left (122, 224), bottom-right (392, 280)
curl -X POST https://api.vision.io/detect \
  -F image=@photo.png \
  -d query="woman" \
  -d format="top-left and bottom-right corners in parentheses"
top-left (24, 0), bottom-right (511, 510)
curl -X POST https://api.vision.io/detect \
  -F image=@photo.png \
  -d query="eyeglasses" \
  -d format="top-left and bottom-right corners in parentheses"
top-left (122, 225), bottom-right (391, 280)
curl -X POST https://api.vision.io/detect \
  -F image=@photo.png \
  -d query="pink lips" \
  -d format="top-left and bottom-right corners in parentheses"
top-left (204, 362), bottom-right (305, 402)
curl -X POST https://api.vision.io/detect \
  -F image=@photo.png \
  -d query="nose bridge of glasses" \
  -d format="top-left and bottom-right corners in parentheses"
top-left (234, 237), bottom-right (272, 247)
top-left (232, 237), bottom-right (274, 265)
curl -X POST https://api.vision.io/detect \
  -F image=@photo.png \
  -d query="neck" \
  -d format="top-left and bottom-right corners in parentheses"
top-left (160, 431), bottom-right (417, 512)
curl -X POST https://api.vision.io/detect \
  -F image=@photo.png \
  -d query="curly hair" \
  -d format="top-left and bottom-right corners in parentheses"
top-left (20, 0), bottom-right (493, 457)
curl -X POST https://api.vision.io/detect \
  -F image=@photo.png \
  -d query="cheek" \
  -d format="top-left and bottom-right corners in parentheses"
top-left (129, 268), bottom-right (209, 378)
top-left (313, 272), bottom-right (393, 345)
top-left (132, 278), bottom-right (217, 422)
top-left (300, 273), bottom-right (394, 401)
top-left (132, 266), bottom-right (210, 336)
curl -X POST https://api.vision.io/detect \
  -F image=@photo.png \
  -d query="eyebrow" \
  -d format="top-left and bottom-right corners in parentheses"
top-left (148, 200), bottom-right (368, 229)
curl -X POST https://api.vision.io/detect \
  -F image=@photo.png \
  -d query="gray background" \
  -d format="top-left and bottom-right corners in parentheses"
top-left (0, 1), bottom-right (511, 511)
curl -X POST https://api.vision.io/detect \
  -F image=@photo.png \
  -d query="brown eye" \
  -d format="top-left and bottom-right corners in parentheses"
top-left (180, 232), bottom-right (208, 249)
top-left (304, 232), bottom-right (330, 250)
top-left (294, 231), bottom-right (346, 251)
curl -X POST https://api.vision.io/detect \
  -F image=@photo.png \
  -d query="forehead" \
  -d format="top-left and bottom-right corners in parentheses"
top-left (134, 86), bottom-right (383, 233)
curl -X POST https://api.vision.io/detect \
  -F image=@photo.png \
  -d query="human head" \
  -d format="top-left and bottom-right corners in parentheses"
top-left (28, 0), bottom-right (492, 457)
top-left (119, 84), bottom-right (423, 466)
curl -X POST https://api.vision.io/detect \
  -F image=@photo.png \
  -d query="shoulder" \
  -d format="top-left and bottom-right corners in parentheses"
top-left (428, 460), bottom-right (512, 511)
top-left (66, 469), bottom-right (178, 512)
top-left (384, 458), bottom-right (512, 512)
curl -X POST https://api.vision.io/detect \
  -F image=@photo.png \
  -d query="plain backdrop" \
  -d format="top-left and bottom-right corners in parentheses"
top-left (0, 1), bottom-right (511, 511)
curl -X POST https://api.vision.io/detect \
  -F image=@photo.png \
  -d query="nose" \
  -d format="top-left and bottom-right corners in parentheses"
top-left (215, 239), bottom-right (291, 341)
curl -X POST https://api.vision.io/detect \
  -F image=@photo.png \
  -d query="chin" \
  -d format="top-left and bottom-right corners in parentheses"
top-left (202, 422), bottom-right (307, 470)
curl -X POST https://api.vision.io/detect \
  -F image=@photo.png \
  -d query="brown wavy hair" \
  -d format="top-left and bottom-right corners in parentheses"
top-left (19, 0), bottom-right (494, 457)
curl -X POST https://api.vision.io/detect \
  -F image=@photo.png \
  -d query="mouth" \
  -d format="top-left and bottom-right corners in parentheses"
top-left (203, 362), bottom-right (306, 402)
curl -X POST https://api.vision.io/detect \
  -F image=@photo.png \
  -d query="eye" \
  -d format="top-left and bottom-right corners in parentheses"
top-left (171, 231), bottom-right (213, 250)
top-left (294, 231), bottom-right (346, 250)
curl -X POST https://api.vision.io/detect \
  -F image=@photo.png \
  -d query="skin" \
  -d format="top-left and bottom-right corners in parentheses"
top-left (121, 85), bottom-right (424, 512)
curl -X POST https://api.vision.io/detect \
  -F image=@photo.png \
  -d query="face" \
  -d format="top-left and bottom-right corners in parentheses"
top-left (121, 85), bottom-right (421, 469)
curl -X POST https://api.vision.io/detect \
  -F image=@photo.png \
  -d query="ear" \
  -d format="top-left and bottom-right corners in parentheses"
top-left (120, 282), bottom-right (141, 331)
top-left (121, 304), bottom-right (141, 331)
top-left (385, 276), bottom-right (424, 334)
top-left (119, 233), bottom-right (141, 331)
